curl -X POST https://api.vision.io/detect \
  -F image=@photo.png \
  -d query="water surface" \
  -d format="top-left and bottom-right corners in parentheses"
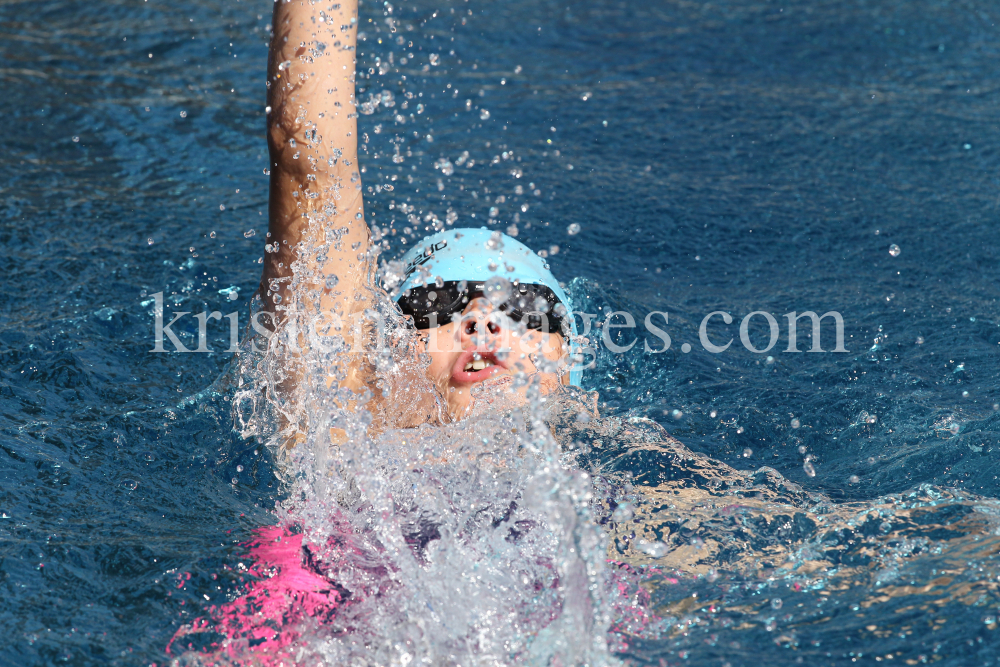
top-left (2, 0), bottom-right (1000, 664)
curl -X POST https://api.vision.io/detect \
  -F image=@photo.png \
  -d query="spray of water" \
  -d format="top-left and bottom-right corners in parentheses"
top-left (177, 270), bottom-right (1000, 666)
top-left (196, 223), bottom-right (623, 666)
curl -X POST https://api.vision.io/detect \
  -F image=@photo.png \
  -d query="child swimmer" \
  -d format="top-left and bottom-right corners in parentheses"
top-left (262, 0), bottom-right (583, 427)
top-left (177, 7), bottom-right (991, 661)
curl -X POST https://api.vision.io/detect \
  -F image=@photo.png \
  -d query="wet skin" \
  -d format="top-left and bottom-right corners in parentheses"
top-left (416, 297), bottom-right (569, 419)
top-left (261, 0), bottom-right (569, 429)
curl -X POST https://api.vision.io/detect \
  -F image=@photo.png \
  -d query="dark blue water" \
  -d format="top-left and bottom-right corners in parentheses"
top-left (3, 0), bottom-right (1000, 664)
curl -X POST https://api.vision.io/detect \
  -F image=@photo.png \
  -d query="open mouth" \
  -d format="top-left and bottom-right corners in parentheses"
top-left (451, 348), bottom-right (507, 384)
top-left (463, 357), bottom-right (495, 372)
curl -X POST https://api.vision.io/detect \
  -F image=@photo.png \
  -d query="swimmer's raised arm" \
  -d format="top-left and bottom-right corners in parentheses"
top-left (260, 0), bottom-right (580, 430)
top-left (262, 0), bottom-right (369, 315)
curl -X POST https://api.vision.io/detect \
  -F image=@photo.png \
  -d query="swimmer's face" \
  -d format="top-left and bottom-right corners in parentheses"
top-left (416, 297), bottom-right (568, 419)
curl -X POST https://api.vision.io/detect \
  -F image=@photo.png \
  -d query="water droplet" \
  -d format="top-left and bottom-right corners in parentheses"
top-left (479, 109), bottom-right (490, 120)
top-left (611, 504), bottom-right (633, 522)
top-left (219, 286), bottom-right (240, 300)
top-left (72, 136), bottom-right (79, 142)
top-left (567, 223), bottom-right (581, 235)
top-left (803, 460), bottom-right (816, 477)
top-left (771, 597), bottom-right (783, 610)
top-left (531, 296), bottom-right (550, 313)
top-left (742, 448), bottom-right (753, 458)
top-left (485, 232), bottom-right (504, 250)
top-left (791, 418), bottom-right (801, 429)
top-left (434, 158), bottom-right (455, 176)
top-left (236, 465), bottom-right (244, 473)
top-left (147, 238), bottom-right (154, 245)
top-left (326, 274), bottom-right (339, 289)
top-left (888, 244), bottom-right (901, 257)
top-left (179, 111), bottom-right (187, 118)
top-left (244, 229), bottom-right (256, 238)
top-left (964, 143), bottom-right (972, 150)
top-left (916, 336), bottom-right (924, 344)
top-left (484, 276), bottom-right (511, 306)
top-left (121, 479), bottom-right (138, 491)
top-left (849, 474), bottom-right (860, 484)
top-left (709, 410), bottom-right (717, 418)
top-left (637, 540), bottom-right (668, 557)
top-left (798, 445), bottom-right (807, 455)
top-left (94, 307), bottom-right (117, 321)
top-left (671, 409), bottom-right (683, 420)
top-left (428, 53), bottom-right (439, 66)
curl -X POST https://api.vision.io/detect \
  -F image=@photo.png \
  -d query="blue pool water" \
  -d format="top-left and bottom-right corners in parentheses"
top-left (3, 0), bottom-right (1000, 664)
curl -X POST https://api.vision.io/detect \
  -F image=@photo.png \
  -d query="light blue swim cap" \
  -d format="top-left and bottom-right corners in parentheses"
top-left (392, 228), bottom-right (583, 386)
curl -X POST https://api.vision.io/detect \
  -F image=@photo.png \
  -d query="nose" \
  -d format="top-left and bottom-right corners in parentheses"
top-left (461, 314), bottom-right (501, 337)
top-left (460, 310), bottom-right (506, 346)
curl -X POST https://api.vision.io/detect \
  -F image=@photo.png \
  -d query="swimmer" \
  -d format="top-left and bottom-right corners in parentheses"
top-left (197, 11), bottom-right (999, 661)
top-left (261, 0), bottom-right (582, 428)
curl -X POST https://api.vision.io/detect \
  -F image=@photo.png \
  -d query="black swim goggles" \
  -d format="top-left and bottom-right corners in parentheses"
top-left (396, 280), bottom-right (567, 333)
